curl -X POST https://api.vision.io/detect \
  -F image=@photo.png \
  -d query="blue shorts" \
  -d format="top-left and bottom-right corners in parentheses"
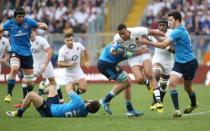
top-left (97, 60), bottom-right (123, 81)
top-left (36, 95), bottom-right (59, 117)
top-left (10, 51), bottom-right (33, 69)
top-left (172, 58), bottom-right (198, 80)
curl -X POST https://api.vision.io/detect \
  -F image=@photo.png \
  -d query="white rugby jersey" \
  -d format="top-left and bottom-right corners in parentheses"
top-left (58, 42), bottom-right (85, 74)
top-left (30, 36), bottom-right (50, 64)
top-left (0, 37), bottom-right (10, 60)
top-left (153, 29), bottom-right (173, 61)
top-left (113, 27), bottom-right (148, 52)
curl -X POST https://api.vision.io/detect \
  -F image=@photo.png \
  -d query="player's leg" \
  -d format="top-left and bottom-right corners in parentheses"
top-left (21, 55), bottom-right (35, 94)
top-left (124, 80), bottom-right (144, 117)
top-left (128, 56), bottom-right (148, 88)
top-left (159, 75), bottom-right (169, 102)
top-left (144, 59), bottom-right (165, 113)
top-left (100, 73), bottom-right (130, 114)
top-left (183, 59), bottom-right (199, 114)
top-left (168, 73), bottom-right (182, 117)
top-left (4, 56), bottom-right (20, 102)
top-left (150, 63), bottom-right (163, 110)
top-left (97, 61), bottom-right (128, 114)
top-left (48, 77), bottom-right (64, 103)
top-left (6, 91), bottom-right (44, 117)
top-left (77, 78), bottom-right (87, 94)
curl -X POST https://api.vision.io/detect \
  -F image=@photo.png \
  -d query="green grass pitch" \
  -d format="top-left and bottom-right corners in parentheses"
top-left (0, 83), bottom-right (210, 131)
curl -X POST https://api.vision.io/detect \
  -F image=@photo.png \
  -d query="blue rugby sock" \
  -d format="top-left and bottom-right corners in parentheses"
top-left (104, 91), bottom-right (115, 103)
top-left (7, 79), bottom-right (16, 95)
top-left (188, 92), bottom-right (197, 107)
top-left (170, 89), bottom-right (179, 110)
top-left (126, 101), bottom-right (134, 112)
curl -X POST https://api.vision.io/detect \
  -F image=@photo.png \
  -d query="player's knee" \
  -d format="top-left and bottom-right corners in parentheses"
top-left (168, 80), bottom-right (176, 87)
top-left (10, 58), bottom-right (20, 69)
top-left (23, 74), bottom-right (36, 83)
top-left (145, 73), bottom-right (153, 81)
top-left (117, 72), bottom-right (129, 83)
top-left (26, 91), bottom-right (36, 99)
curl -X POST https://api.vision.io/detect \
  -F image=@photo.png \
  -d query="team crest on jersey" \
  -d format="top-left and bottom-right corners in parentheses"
top-left (36, 42), bottom-right (38, 45)
top-left (72, 55), bottom-right (78, 61)
top-left (23, 24), bottom-right (29, 29)
top-left (2, 41), bottom-right (5, 45)
top-left (77, 47), bottom-right (79, 51)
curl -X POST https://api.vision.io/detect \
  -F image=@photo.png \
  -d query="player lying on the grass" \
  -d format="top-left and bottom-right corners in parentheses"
top-left (6, 84), bottom-right (100, 118)
top-left (98, 41), bottom-right (148, 117)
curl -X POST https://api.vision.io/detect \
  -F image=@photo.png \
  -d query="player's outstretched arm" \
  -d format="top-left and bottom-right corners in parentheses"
top-left (148, 29), bottom-right (165, 37)
top-left (57, 61), bottom-right (77, 67)
top-left (38, 22), bottom-right (48, 30)
top-left (137, 37), bottom-right (171, 49)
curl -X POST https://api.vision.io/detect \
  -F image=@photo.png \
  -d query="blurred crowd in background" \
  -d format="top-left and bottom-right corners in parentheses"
top-left (0, 0), bottom-right (105, 34)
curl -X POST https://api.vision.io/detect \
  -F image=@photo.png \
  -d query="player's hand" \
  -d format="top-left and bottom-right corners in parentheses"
top-left (84, 62), bottom-right (90, 68)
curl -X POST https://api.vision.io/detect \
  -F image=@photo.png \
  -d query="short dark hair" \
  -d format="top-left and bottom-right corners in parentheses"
top-left (86, 100), bottom-right (100, 113)
top-left (168, 11), bottom-right (182, 22)
top-left (157, 18), bottom-right (168, 25)
top-left (64, 33), bottom-right (73, 38)
top-left (117, 24), bottom-right (127, 31)
top-left (14, 7), bottom-right (25, 17)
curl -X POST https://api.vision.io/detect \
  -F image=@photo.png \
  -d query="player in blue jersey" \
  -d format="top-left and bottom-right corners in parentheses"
top-left (137, 11), bottom-right (198, 117)
top-left (0, 7), bottom-right (48, 102)
top-left (98, 42), bottom-right (147, 117)
top-left (6, 83), bottom-right (100, 118)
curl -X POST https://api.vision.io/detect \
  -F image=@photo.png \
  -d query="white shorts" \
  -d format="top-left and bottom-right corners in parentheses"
top-left (128, 53), bottom-right (152, 67)
top-left (64, 69), bottom-right (85, 84)
top-left (34, 62), bottom-right (55, 78)
top-left (152, 58), bottom-right (173, 76)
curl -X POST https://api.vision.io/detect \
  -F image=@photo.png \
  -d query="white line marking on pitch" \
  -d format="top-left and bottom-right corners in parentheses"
top-left (183, 111), bottom-right (210, 117)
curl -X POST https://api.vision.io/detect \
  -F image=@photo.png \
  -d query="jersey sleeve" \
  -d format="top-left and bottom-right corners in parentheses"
top-left (68, 91), bottom-right (82, 101)
top-left (167, 29), bottom-right (180, 42)
top-left (40, 37), bottom-right (50, 50)
top-left (135, 27), bottom-right (149, 36)
top-left (77, 42), bottom-right (85, 51)
top-left (58, 47), bottom-right (65, 61)
top-left (27, 18), bottom-right (38, 28)
top-left (113, 34), bottom-right (122, 44)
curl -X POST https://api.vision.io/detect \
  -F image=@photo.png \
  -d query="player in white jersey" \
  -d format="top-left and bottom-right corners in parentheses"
top-left (150, 18), bottom-right (175, 110)
top-left (114, 24), bottom-right (165, 112)
top-left (57, 33), bottom-right (89, 94)
top-left (0, 30), bottom-right (10, 74)
top-left (30, 29), bottom-right (64, 102)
